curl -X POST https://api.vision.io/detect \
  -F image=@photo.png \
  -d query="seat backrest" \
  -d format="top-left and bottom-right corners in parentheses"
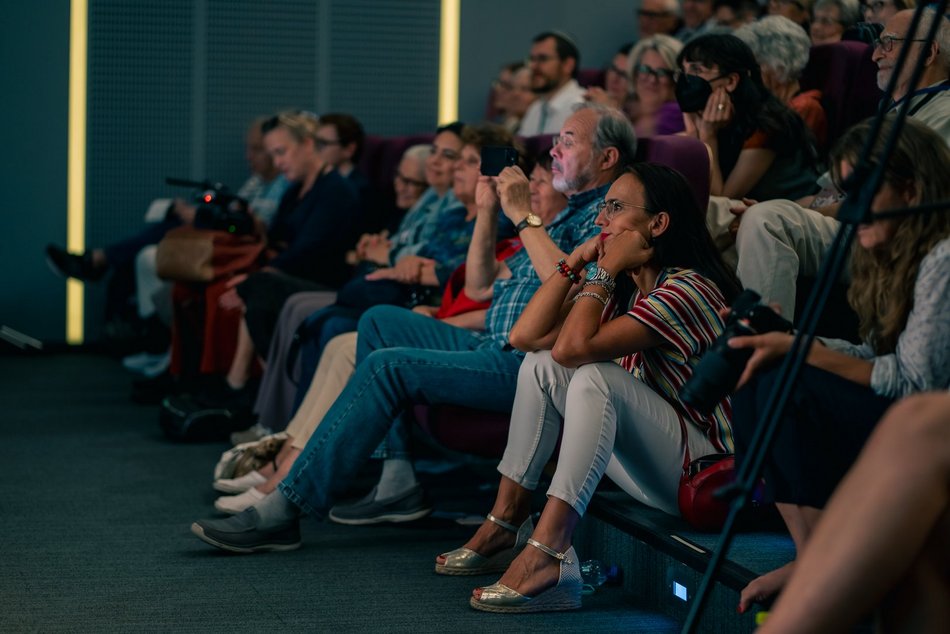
top-left (636, 135), bottom-right (711, 212)
top-left (800, 41), bottom-right (882, 146)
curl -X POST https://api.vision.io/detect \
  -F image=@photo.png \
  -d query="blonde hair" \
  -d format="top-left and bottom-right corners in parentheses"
top-left (627, 34), bottom-right (683, 100)
top-left (263, 110), bottom-right (321, 144)
top-left (831, 117), bottom-right (950, 353)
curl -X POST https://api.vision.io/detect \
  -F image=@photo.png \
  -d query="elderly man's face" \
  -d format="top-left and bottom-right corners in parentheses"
top-left (872, 11), bottom-right (931, 97)
top-left (682, 0), bottom-right (714, 29)
top-left (550, 109), bottom-right (600, 195)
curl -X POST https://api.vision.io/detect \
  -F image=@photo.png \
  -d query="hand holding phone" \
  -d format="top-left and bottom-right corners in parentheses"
top-left (480, 146), bottom-right (519, 176)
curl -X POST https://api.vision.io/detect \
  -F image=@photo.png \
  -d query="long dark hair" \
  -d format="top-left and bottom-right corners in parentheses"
top-left (631, 162), bottom-right (742, 303)
top-left (677, 33), bottom-right (817, 178)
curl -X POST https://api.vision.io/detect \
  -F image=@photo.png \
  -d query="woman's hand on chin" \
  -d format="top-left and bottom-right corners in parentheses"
top-left (599, 229), bottom-right (654, 273)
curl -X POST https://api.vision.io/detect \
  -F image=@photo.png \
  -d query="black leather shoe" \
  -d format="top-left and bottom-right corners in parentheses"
top-left (191, 508), bottom-right (301, 553)
top-left (45, 244), bottom-right (106, 281)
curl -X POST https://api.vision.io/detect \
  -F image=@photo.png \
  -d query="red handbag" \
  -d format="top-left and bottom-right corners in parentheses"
top-left (678, 452), bottom-right (736, 531)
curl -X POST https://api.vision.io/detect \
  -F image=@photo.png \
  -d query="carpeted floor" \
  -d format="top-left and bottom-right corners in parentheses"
top-left (0, 352), bottom-right (678, 632)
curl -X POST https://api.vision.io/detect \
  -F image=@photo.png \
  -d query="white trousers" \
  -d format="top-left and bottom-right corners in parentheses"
top-left (497, 351), bottom-right (717, 517)
top-left (734, 199), bottom-right (843, 317)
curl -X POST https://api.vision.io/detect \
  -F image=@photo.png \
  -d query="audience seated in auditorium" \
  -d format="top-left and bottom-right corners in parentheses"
top-left (731, 117), bottom-right (950, 613)
top-left (517, 32), bottom-right (587, 135)
top-left (168, 111), bottom-right (364, 390)
top-left (733, 7), bottom-right (950, 318)
top-left (188, 103), bottom-right (637, 552)
top-left (237, 131), bottom-right (463, 441)
top-left (637, 0), bottom-right (683, 38)
top-left (212, 149), bottom-right (568, 515)
top-left (676, 0), bottom-right (716, 41)
top-left (759, 392), bottom-right (950, 633)
top-left (735, 15), bottom-right (828, 148)
top-left (452, 162), bottom-right (740, 614)
top-left (676, 33), bottom-right (819, 202)
top-left (256, 124), bottom-right (519, 430)
top-left (809, 0), bottom-right (862, 44)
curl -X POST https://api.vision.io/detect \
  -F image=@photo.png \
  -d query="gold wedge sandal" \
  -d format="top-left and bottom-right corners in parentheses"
top-left (435, 513), bottom-right (534, 576)
top-left (469, 539), bottom-right (583, 614)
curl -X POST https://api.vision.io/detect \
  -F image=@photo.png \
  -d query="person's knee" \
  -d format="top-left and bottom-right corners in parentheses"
top-left (736, 201), bottom-right (794, 248)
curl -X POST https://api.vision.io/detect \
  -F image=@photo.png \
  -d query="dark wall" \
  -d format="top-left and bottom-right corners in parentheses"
top-left (1, 1), bottom-right (70, 344)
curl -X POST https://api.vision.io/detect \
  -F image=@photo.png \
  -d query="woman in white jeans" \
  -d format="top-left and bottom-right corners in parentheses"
top-left (436, 162), bottom-right (742, 614)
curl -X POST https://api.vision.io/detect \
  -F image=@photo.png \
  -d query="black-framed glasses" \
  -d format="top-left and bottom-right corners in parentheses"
top-left (596, 199), bottom-right (651, 220)
top-left (394, 173), bottom-right (427, 188)
top-left (873, 34), bottom-right (928, 53)
top-left (430, 145), bottom-right (461, 161)
top-left (638, 9), bottom-right (672, 18)
top-left (528, 53), bottom-right (557, 64)
top-left (635, 64), bottom-right (675, 81)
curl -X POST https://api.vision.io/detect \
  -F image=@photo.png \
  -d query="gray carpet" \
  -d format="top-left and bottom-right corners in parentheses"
top-left (0, 352), bottom-right (678, 632)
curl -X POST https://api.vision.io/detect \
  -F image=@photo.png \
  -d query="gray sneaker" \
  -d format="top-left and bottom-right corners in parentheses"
top-left (328, 484), bottom-right (432, 525)
top-left (190, 507), bottom-right (300, 553)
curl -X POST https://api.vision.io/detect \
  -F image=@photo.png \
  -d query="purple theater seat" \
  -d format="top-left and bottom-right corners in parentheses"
top-left (415, 134), bottom-right (712, 460)
top-left (359, 133), bottom-right (434, 229)
top-left (800, 41), bottom-right (883, 148)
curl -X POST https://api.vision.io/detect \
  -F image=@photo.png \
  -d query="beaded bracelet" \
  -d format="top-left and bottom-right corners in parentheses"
top-left (555, 258), bottom-right (582, 284)
top-left (573, 291), bottom-right (609, 306)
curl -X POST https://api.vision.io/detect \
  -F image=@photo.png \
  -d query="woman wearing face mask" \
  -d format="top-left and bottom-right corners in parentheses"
top-left (675, 33), bottom-right (820, 202)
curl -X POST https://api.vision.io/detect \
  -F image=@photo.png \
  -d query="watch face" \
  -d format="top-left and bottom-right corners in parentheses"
top-left (527, 213), bottom-right (542, 226)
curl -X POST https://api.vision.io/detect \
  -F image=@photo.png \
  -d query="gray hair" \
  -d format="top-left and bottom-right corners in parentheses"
top-left (572, 102), bottom-right (639, 172)
top-left (401, 144), bottom-right (432, 180)
top-left (734, 15), bottom-right (811, 84)
top-left (627, 34), bottom-right (683, 99)
top-left (911, 6), bottom-right (950, 71)
top-left (814, 0), bottom-right (862, 29)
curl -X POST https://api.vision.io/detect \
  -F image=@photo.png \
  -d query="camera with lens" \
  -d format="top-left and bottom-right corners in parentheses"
top-left (166, 177), bottom-right (254, 235)
top-left (679, 289), bottom-right (794, 414)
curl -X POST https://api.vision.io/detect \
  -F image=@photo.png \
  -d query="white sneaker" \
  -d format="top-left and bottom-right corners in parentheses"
top-left (214, 487), bottom-right (265, 515)
top-left (213, 470), bottom-right (266, 494)
top-left (140, 351), bottom-right (171, 378)
top-left (122, 351), bottom-right (153, 371)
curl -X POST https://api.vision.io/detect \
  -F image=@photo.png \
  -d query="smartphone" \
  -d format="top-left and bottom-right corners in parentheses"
top-left (480, 146), bottom-right (519, 176)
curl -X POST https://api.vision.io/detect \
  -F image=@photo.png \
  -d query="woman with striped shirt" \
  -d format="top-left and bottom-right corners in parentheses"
top-left (435, 162), bottom-right (741, 614)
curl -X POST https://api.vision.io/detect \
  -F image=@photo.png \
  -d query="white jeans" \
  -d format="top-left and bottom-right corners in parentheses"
top-left (135, 245), bottom-right (171, 320)
top-left (735, 199), bottom-right (843, 317)
top-left (497, 351), bottom-right (717, 517)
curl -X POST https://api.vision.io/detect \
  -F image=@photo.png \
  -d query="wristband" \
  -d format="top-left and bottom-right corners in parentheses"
top-left (584, 266), bottom-right (616, 296)
top-left (572, 291), bottom-right (608, 307)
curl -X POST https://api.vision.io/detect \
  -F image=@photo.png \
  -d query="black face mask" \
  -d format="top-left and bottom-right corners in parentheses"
top-left (675, 73), bottom-right (712, 113)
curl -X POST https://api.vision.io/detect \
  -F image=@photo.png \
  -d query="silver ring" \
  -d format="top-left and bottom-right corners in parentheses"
top-left (717, 103), bottom-right (725, 111)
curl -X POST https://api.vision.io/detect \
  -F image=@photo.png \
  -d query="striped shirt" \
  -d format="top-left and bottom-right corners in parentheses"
top-left (620, 268), bottom-right (734, 453)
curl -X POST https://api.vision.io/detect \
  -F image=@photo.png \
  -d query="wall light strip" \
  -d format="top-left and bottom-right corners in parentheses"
top-left (438, 0), bottom-right (460, 125)
top-left (67, 0), bottom-right (88, 344)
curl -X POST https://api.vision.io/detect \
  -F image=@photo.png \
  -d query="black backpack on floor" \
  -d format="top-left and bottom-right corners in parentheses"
top-left (159, 394), bottom-right (251, 442)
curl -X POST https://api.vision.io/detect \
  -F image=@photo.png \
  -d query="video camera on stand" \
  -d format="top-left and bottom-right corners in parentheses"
top-left (166, 177), bottom-right (254, 235)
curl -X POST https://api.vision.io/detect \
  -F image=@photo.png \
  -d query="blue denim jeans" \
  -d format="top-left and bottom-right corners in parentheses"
top-left (279, 304), bottom-right (524, 517)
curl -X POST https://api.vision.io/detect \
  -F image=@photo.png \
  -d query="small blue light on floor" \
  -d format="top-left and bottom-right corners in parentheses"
top-left (673, 581), bottom-right (688, 601)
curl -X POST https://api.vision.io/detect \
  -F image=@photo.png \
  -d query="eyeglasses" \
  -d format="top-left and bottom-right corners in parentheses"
top-left (314, 137), bottom-right (341, 150)
top-left (596, 199), bottom-right (652, 220)
top-left (492, 79), bottom-right (514, 91)
top-left (873, 34), bottom-right (929, 53)
top-left (672, 68), bottom-right (728, 84)
top-left (768, 0), bottom-right (805, 9)
top-left (528, 53), bottom-right (557, 64)
top-left (430, 145), bottom-right (461, 161)
top-left (394, 172), bottom-right (427, 188)
top-left (635, 64), bottom-right (675, 81)
top-left (551, 134), bottom-right (576, 150)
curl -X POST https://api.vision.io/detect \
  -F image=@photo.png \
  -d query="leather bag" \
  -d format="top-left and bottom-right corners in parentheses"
top-left (156, 226), bottom-right (264, 282)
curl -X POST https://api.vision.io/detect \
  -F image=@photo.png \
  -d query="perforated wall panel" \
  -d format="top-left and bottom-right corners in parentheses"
top-left (328, 0), bottom-right (440, 134)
